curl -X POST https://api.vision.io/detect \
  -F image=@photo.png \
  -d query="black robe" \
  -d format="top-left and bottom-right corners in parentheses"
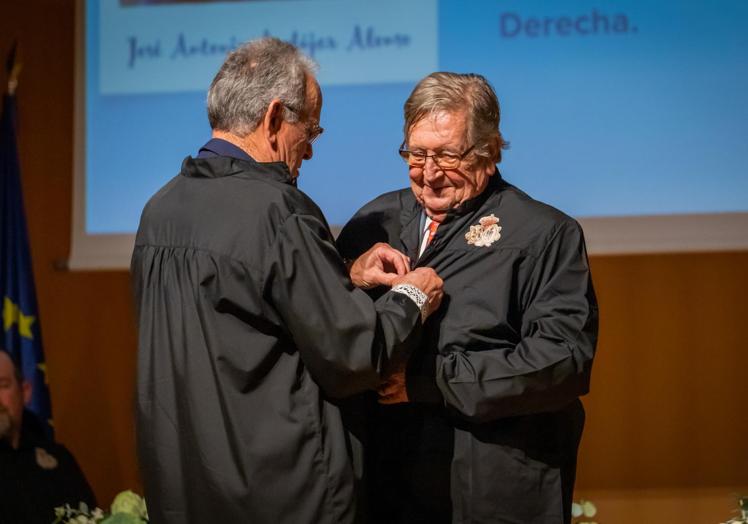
top-left (337, 174), bottom-right (599, 524)
top-left (131, 155), bottom-right (422, 523)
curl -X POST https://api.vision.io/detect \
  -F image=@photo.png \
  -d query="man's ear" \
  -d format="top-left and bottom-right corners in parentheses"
top-left (483, 136), bottom-right (500, 176)
top-left (22, 381), bottom-right (32, 406)
top-left (262, 99), bottom-right (285, 147)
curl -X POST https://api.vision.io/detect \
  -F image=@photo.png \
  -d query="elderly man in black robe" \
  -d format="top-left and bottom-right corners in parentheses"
top-left (131, 38), bottom-right (443, 524)
top-left (337, 72), bottom-right (599, 524)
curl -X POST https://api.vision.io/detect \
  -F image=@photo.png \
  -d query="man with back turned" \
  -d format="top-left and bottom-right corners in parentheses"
top-left (131, 37), bottom-right (443, 524)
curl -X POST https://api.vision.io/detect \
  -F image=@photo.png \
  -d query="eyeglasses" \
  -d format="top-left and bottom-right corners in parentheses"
top-left (398, 142), bottom-right (476, 169)
top-left (283, 103), bottom-right (324, 145)
top-left (304, 121), bottom-right (324, 145)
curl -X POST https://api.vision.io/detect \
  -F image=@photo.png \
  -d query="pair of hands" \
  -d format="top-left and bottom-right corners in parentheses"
top-left (348, 243), bottom-right (444, 404)
top-left (349, 242), bottom-right (444, 317)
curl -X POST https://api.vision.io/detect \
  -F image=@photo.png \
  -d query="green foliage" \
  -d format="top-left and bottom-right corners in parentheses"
top-left (100, 513), bottom-right (146, 524)
top-left (571, 499), bottom-right (598, 524)
top-left (53, 491), bottom-right (148, 524)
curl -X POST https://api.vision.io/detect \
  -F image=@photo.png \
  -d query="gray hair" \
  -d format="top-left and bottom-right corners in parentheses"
top-left (403, 72), bottom-right (509, 163)
top-left (207, 37), bottom-right (317, 136)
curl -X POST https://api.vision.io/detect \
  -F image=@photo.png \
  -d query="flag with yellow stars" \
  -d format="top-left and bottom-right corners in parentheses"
top-left (1, 55), bottom-right (53, 434)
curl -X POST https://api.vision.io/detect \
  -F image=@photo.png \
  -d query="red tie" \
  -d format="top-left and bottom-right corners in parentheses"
top-left (426, 220), bottom-right (439, 246)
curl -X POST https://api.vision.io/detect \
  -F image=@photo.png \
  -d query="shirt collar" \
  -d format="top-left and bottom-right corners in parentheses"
top-left (421, 214), bottom-right (434, 236)
top-left (183, 138), bottom-right (295, 185)
top-left (197, 138), bottom-right (253, 161)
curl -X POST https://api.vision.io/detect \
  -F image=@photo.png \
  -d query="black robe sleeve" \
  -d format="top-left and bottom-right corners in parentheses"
top-left (425, 220), bottom-right (598, 422)
top-left (264, 212), bottom-right (422, 398)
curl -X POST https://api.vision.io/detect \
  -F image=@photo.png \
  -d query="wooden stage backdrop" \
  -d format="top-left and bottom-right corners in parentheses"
top-left (2, 2), bottom-right (746, 522)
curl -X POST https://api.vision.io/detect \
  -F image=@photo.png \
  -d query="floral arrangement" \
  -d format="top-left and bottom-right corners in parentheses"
top-left (53, 490), bottom-right (148, 524)
top-left (572, 499), bottom-right (598, 524)
top-left (722, 496), bottom-right (748, 524)
top-left (569, 494), bottom-right (748, 524)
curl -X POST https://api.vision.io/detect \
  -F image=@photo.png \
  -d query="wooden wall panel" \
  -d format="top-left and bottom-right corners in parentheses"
top-left (2, 0), bottom-right (747, 512)
top-left (578, 253), bottom-right (748, 490)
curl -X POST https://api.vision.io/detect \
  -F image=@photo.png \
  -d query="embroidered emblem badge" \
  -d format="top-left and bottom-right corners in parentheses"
top-left (465, 214), bottom-right (502, 247)
top-left (35, 447), bottom-right (59, 470)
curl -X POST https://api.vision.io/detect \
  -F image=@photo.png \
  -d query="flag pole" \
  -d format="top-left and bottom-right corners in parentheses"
top-left (6, 40), bottom-right (22, 95)
top-left (1, 39), bottom-right (54, 435)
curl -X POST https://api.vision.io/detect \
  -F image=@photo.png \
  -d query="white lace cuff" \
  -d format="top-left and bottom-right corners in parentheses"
top-left (391, 284), bottom-right (428, 315)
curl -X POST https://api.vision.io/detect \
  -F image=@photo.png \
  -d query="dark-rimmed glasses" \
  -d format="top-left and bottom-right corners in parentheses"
top-left (398, 141), bottom-right (476, 169)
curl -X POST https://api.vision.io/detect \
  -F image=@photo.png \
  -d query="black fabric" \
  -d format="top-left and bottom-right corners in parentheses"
top-left (131, 153), bottom-right (423, 524)
top-left (337, 173), bottom-right (599, 524)
top-left (0, 410), bottom-right (96, 524)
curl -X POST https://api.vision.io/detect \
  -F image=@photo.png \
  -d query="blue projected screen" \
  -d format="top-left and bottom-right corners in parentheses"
top-left (79, 0), bottom-right (748, 251)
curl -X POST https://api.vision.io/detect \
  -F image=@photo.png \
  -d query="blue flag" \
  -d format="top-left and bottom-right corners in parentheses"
top-left (1, 91), bottom-right (53, 434)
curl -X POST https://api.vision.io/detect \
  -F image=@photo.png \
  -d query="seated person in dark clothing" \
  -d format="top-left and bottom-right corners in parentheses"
top-left (0, 350), bottom-right (96, 524)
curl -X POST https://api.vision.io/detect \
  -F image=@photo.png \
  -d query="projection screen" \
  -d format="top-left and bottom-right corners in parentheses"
top-left (70, 0), bottom-right (748, 269)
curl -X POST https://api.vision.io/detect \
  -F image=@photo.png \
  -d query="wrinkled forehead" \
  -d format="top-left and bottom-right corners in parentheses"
top-left (305, 75), bottom-right (322, 118)
top-left (407, 110), bottom-right (468, 145)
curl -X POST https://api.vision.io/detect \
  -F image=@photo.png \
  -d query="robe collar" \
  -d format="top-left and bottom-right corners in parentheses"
top-left (181, 138), bottom-right (296, 186)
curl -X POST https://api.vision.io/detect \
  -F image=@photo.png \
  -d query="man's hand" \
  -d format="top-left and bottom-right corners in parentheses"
top-left (376, 267), bottom-right (443, 404)
top-left (392, 267), bottom-right (444, 321)
top-left (378, 360), bottom-right (408, 405)
top-left (349, 243), bottom-right (410, 289)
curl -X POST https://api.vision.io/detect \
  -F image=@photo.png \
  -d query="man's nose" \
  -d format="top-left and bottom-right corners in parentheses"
top-left (422, 156), bottom-right (443, 180)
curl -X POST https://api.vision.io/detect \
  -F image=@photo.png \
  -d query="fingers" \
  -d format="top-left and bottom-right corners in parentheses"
top-left (349, 243), bottom-right (445, 302)
top-left (368, 267), bottom-right (398, 287)
top-left (374, 243), bottom-right (409, 276)
top-left (377, 372), bottom-right (408, 404)
top-left (422, 289), bottom-right (443, 320)
top-left (349, 243), bottom-right (411, 289)
top-left (394, 267), bottom-right (444, 297)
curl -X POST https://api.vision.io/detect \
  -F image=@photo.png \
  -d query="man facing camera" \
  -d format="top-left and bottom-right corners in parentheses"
top-left (338, 72), bottom-right (599, 524)
top-left (0, 351), bottom-right (96, 524)
top-left (131, 37), bottom-right (442, 524)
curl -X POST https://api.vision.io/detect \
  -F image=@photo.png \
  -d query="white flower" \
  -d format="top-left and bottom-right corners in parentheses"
top-left (111, 489), bottom-right (148, 518)
top-left (582, 500), bottom-right (597, 517)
